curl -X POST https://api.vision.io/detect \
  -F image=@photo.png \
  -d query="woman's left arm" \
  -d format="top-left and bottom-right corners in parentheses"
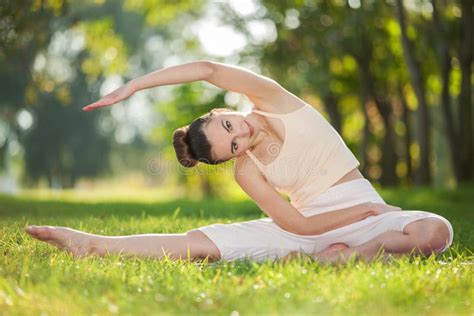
top-left (235, 158), bottom-right (400, 236)
top-left (301, 202), bottom-right (400, 235)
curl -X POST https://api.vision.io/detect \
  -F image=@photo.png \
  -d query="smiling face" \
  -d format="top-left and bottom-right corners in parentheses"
top-left (203, 110), bottom-right (258, 161)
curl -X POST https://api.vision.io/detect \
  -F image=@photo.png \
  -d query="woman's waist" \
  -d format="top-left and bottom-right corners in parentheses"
top-left (331, 168), bottom-right (363, 187)
top-left (285, 167), bottom-right (364, 208)
top-left (292, 178), bottom-right (385, 215)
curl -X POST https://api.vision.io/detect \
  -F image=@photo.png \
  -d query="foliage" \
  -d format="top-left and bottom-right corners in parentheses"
top-left (0, 0), bottom-right (204, 188)
top-left (0, 0), bottom-right (472, 194)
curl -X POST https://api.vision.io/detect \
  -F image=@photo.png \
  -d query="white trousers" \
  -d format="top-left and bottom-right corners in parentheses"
top-left (198, 179), bottom-right (454, 261)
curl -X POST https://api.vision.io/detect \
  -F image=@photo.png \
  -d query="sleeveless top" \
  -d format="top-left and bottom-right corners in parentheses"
top-left (244, 103), bottom-right (360, 211)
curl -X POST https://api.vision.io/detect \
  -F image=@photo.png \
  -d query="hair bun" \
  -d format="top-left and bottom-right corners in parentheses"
top-left (173, 127), bottom-right (198, 168)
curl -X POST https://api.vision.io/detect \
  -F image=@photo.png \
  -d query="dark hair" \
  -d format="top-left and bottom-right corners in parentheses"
top-left (173, 108), bottom-right (233, 168)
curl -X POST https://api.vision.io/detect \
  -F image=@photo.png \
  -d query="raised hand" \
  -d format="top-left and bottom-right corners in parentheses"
top-left (82, 81), bottom-right (136, 112)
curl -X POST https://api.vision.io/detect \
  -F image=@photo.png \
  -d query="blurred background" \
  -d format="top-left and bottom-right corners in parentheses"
top-left (0, 0), bottom-right (472, 200)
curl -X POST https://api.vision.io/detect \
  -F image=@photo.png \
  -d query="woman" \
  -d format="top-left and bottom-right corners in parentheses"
top-left (25, 61), bottom-right (453, 264)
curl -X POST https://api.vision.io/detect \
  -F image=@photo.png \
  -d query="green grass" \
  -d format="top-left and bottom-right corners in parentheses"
top-left (1, 185), bottom-right (473, 315)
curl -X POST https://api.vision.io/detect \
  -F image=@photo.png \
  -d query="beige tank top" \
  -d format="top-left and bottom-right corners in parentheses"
top-left (244, 103), bottom-right (360, 210)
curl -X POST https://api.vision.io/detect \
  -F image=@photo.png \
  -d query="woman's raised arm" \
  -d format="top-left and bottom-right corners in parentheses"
top-left (82, 60), bottom-right (289, 112)
top-left (82, 61), bottom-right (213, 111)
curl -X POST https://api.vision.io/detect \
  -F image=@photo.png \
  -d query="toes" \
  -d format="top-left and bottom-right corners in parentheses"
top-left (25, 226), bottom-right (66, 245)
top-left (25, 225), bottom-right (94, 259)
top-left (25, 225), bottom-right (46, 238)
top-left (25, 225), bottom-right (39, 235)
top-left (282, 251), bottom-right (302, 263)
top-left (330, 243), bottom-right (349, 252)
top-left (28, 226), bottom-right (55, 240)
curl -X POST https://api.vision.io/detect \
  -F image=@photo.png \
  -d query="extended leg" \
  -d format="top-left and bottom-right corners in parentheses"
top-left (313, 218), bottom-right (451, 265)
top-left (25, 225), bottom-right (221, 261)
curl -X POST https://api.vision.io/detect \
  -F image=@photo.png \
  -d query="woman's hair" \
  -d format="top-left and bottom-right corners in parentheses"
top-left (173, 107), bottom-right (233, 168)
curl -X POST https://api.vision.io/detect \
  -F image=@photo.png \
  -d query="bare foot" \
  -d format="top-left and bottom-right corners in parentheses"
top-left (316, 243), bottom-right (349, 257)
top-left (311, 243), bottom-right (353, 265)
top-left (281, 243), bottom-right (349, 263)
top-left (25, 225), bottom-right (102, 258)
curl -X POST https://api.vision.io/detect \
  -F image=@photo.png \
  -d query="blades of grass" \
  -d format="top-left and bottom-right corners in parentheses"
top-left (172, 207), bottom-right (181, 220)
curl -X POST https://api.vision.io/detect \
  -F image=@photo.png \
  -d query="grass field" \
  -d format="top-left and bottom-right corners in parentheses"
top-left (1, 185), bottom-right (473, 315)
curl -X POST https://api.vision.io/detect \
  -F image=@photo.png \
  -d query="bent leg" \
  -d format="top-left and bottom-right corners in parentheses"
top-left (313, 218), bottom-right (451, 264)
top-left (25, 225), bottom-right (221, 261)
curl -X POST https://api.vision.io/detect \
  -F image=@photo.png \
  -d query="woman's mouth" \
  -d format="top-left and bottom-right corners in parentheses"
top-left (245, 120), bottom-right (254, 137)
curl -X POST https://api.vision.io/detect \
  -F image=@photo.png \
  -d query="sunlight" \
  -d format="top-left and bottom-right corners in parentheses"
top-left (194, 18), bottom-right (247, 57)
top-left (246, 19), bottom-right (277, 44)
top-left (229, 0), bottom-right (259, 16)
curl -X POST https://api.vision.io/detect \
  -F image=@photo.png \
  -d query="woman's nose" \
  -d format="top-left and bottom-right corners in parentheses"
top-left (236, 125), bottom-right (248, 137)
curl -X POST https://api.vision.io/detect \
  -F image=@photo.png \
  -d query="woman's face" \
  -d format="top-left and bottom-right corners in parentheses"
top-left (203, 110), bottom-right (260, 161)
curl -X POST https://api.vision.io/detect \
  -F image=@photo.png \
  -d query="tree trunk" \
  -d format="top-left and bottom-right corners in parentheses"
top-left (0, 143), bottom-right (6, 173)
top-left (400, 88), bottom-right (413, 183)
top-left (374, 97), bottom-right (398, 186)
top-left (356, 61), bottom-right (372, 179)
top-left (395, 0), bottom-right (432, 185)
top-left (431, 0), bottom-right (462, 181)
top-left (361, 104), bottom-right (371, 179)
top-left (458, 0), bottom-right (473, 181)
top-left (355, 53), bottom-right (398, 185)
top-left (322, 93), bottom-right (342, 134)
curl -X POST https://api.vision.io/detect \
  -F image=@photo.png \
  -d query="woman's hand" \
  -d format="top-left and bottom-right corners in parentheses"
top-left (82, 81), bottom-right (137, 112)
top-left (365, 202), bottom-right (402, 218)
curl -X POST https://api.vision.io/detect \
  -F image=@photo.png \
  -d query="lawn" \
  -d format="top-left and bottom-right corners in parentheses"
top-left (0, 185), bottom-right (473, 315)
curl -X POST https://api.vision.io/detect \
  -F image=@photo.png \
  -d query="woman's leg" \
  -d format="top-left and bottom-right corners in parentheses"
top-left (313, 217), bottom-right (451, 264)
top-left (25, 225), bottom-right (221, 261)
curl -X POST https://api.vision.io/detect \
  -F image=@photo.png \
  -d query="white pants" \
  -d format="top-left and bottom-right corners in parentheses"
top-left (198, 179), bottom-right (454, 261)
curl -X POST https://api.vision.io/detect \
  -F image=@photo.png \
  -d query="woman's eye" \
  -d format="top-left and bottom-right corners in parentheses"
top-left (226, 121), bottom-right (232, 129)
top-left (232, 141), bottom-right (238, 151)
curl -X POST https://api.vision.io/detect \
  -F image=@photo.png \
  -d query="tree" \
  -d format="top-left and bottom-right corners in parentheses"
top-left (430, 0), bottom-right (472, 183)
top-left (394, 0), bottom-right (432, 185)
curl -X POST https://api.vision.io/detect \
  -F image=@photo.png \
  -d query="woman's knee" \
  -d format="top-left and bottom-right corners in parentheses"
top-left (404, 218), bottom-right (451, 254)
top-left (185, 229), bottom-right (221, 261)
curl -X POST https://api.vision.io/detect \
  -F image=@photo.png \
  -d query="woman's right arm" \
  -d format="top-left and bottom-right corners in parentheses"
top-left (83, 61), bottom-right (213, 111)
top-left (130, 61), bottom-right (213, 92)
top-left (82, 60), bottom-right (289, 112)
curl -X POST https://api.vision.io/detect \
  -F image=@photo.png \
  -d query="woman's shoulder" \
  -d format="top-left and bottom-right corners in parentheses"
top-left (249, 91), bottom-right (308, 115)
top-left (233, 155), bottom-right (272, 194)
top-left (233, 154), bottom-right (265, 182)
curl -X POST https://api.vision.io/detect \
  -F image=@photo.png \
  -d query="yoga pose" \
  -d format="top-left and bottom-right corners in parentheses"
top-left (25, 61), bottom-right (453, 264)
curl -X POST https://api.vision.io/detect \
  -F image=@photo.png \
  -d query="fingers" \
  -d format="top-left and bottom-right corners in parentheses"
top-left (82, 99), bottom-right (113, 112)
top-left (379, 206), bottom-right (402, 215)
top-left (372, 203), bottom-right (402, 211)
top-left (82, 84), bottom-right (134, 111)
top-left (368, 203), bottom-right (403, 217)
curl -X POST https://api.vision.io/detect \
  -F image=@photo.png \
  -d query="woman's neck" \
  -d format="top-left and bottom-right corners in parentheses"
top-left (248, 113), bottom-right (272, 149)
